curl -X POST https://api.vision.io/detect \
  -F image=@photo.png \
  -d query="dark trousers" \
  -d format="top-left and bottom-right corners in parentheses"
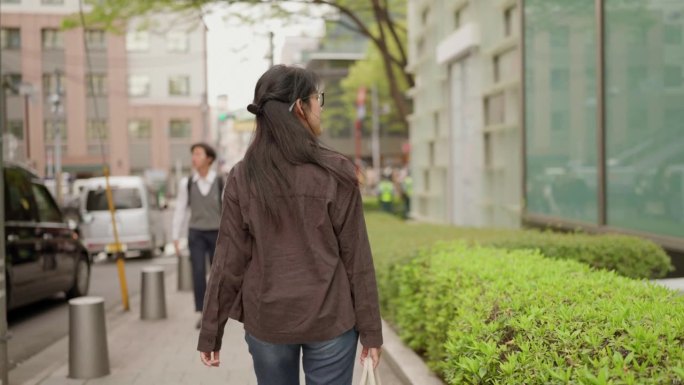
top-left (245, 328), bottom-right (358, 385)
top-left (188, 228), bottom-right (219, 312)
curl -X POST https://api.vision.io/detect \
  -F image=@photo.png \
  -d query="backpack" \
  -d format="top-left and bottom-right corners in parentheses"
top-left (187, 174), bottom-right (224, 208)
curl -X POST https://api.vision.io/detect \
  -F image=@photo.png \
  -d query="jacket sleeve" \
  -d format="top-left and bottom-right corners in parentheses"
top-left (197, 167), bottom-right (252, 352)
top-left (332, 165), bottom-right (383, 348)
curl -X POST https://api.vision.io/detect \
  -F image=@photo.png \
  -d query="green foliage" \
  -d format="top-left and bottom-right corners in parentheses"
top-left (383, 242), bottom-right (684, 385)
top-left (479, 232), bottom-right (673, 280)
top-left (340, 20), bottom-right (408, 135)
top-left (364, 211), bottom-right (673, 281)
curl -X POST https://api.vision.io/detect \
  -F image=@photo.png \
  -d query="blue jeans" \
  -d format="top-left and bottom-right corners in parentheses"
top-left (245, 328), bottom-right (359, 385)
top-left (188, 228), bottom-right (218, 312)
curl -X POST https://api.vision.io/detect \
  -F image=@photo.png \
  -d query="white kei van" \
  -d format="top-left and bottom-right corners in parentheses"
top-left (79, 176), bottom-right (167, 258)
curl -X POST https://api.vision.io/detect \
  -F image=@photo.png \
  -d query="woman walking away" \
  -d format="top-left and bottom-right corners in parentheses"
top-left (197, 65), bottom-right (383, 385)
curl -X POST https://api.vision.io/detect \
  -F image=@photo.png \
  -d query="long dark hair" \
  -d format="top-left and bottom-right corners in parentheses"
top-left (244, 65), bottom-right (357, 225)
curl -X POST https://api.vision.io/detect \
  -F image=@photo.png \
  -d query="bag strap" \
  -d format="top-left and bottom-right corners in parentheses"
top-left (359, 357), bottom-right (381, 385)
top-left (186, 176), bottom-right (192, 207)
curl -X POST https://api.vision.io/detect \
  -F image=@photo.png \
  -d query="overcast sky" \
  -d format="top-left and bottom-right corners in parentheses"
top-left (204, 3), bottom-right (326, 111)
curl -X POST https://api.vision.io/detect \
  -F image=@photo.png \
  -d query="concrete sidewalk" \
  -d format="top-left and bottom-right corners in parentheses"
top-left (9, 259), bottom-right (442, 385)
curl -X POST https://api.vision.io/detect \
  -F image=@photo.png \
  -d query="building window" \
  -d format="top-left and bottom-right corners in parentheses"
top-left (129, 120), bottom-right (152, 139)
top-left (128, 75), bottom-right (150, 97)
top-left (87, 120), bottom-right (108, 140)
top-left (168, 75), bottom-right (190, 96)
top-left (166, 31), bottom-right (188, 53)
top-left (484, 92), bottom-right (505, 126)
top-left (8, 120), bottom-right (24, 139)
top-left (41, 0), bottom-right (64, 4)
top-left (169, 119), bottom-right (191, 138)
top-left (550, 26), bottom-right (569, 48)
top-left (42, 29), bottom-right (63, 49)
top-left (1, 28), bottom-right (21, 49)
top-left (86, 73), bottom-right (107, 96)
top-left (504, 7), bottom-right (514, 37)
top-left (484, 132), bottom-right (493, 168)
top-left (493, 55), bottom-right (501, 83)
top-left (42, 72), bottom-right (64, 95)
top-left (44, 120), bottom-right (67, 141)
top-left (551, 68), bottom-right (570, 89)
top-left (664, 24), bottom-right (682, 45)
top-left (85, 29), bottom-right (106, 50)
top-left (664, 66), bottom-right (683, 87)
top-left (421, 7), bottom-right (430, 25)
top-left (126, 30), bottom-right (149, 52)
top-left (2, 74), bottom-right (22, 95)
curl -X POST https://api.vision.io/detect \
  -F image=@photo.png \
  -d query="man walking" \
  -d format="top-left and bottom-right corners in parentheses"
top-left (171, 143), bottom-right (224, 328)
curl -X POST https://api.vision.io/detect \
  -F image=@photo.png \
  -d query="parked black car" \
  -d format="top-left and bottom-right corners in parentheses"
top-left (4, 163), bottom-right (91, 310)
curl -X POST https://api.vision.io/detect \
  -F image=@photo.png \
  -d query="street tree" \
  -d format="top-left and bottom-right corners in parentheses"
top-left (70, 0), bottom-right (412, 128)
top-left (340, 21), bottom-right (407, 137)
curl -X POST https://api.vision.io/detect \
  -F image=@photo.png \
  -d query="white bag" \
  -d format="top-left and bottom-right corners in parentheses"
top-left (358, 357), bottom-right (382, 385)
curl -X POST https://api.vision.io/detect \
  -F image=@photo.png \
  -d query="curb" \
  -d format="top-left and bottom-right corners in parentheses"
top-left (381, 319), bottom-right (445, 385)
top-left (9, 266), bottom-right (176, 385)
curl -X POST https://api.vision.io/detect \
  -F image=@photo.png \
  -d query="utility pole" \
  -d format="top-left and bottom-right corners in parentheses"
top-left (201, 92), bottom-right (209, 142)
top-left (267, 31), bottom-right (274, 68)
top-left (18, 83), bottom-right (33, 162)
top-left (0, 76), bottom-right (11, 385)
top-left (51, 69), bottom-right (64, 206)
top-left (371, 84), bottom-right (381, 179)
top-left (355, 87), bottom-right (367, 169)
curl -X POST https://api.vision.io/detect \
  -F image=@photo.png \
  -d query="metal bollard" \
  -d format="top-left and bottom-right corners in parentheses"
top-left (177, 252), bottom-right (193, 292)
top-left (68, 297), bottom-right (110, 379)
top-left (141, 265), bottom-right (167, 320)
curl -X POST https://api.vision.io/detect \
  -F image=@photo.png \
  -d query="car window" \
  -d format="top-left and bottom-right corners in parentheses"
top-left (4, 168), bottom-right (36, 222)
top-left (86, 188), bottom-right (143, 211)
top-left (31, 183), bottom-right (63, 223)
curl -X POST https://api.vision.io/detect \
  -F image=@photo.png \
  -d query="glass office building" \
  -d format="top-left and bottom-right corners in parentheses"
top-left (524, 0), bottom-right (684, 249)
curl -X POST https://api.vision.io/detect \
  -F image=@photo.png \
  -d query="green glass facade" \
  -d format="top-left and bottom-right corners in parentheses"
top-left (524, 0), bottom-right (598, 224)
top-left (524, 0), bottom-right (684, 243)
top-left (604, 1), bottom-right (684, 239)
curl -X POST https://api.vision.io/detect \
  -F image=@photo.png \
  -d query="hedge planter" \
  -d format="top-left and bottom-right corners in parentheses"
top-left (384, 242), bottom-right (684, 385)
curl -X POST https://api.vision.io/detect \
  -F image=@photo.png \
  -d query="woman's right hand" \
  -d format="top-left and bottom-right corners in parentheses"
top-left (360, 346), bottom-right (382, 369)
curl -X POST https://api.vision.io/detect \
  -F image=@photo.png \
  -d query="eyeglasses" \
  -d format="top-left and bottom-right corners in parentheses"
top-left (288, 92), bottom-right (325, 112)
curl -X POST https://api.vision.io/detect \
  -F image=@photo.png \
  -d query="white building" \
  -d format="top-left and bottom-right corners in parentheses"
top-left (407, 0), bottom-right (522, 227)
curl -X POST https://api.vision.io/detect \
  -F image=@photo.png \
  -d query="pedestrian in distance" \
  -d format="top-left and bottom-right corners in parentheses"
top-left (197, 65), bottom-right (383, 385)
top-left (400, 170), bottom-right (413, 220)
top-left (171, 142), bottom-right (224, 329)
top-left (377, 173), bottom-right (395, 214)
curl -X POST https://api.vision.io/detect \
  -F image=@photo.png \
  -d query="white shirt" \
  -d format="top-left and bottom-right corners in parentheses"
top-left (171, 170), bottom-right (217, 241)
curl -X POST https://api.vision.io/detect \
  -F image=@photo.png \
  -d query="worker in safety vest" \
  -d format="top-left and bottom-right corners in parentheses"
top-left (400, 172), bottom-right (413, 220)
top-left (377, 175), bottom-right (395, 214)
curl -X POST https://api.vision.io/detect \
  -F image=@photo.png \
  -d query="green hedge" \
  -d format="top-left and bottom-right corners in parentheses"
top-left (364, 212), bottom-right (673, 280)
top-left (384, 242), bottom-right (684, 385)
top-left (477, 231), bottom-right (673, 279)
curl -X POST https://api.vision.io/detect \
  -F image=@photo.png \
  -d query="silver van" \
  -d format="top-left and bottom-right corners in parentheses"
top-left (79, 176), bottom-right (166, 258)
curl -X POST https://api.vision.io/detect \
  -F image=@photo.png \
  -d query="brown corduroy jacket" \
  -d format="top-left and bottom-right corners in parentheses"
top-left (197, 153), bottom-right (382, 352)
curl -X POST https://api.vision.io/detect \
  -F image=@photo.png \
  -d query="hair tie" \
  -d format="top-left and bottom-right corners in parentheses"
top-left (247, 103), bottom-right (262, 116)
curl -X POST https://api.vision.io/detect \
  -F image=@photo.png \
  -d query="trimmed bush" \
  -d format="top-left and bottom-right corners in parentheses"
top-left (385, 242), bottom-right (684, 385)
top-left (364, 212), bottom-right (673, 280)
top-left (478, 231), bottom-right (673, 279)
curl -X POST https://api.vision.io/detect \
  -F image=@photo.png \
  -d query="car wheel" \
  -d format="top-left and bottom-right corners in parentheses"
top-left (66, 256), bottom-right (90, 299)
